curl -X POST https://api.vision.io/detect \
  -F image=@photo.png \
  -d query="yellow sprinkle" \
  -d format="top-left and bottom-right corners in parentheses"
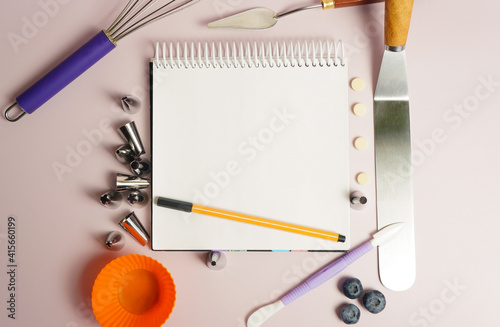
top-left (356, 172), bottom-right (369, 185)
top-left (352, 103), bottom-right (366, 116)
top-left (354, 137), bottom-right (368, 150)
top-left (350, 77), bottom-right (365, 91)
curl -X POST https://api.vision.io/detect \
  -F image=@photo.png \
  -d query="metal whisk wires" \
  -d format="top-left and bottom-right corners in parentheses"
top-left (3, 0), bottom-right (200, 122)
top-left (106, 0), bottom-right (199, 42)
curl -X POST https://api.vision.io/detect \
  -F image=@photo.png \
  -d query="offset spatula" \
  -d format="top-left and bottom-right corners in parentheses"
top-left (373, 0), bottom-right (416, 291)
top-left (208, 0), bottom-right (383, 30)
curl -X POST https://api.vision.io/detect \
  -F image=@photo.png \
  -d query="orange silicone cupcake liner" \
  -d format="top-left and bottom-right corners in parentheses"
top-left (92, 254), bottom-right (176, 327)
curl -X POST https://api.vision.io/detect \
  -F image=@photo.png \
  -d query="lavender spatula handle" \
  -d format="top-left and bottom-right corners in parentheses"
top-left (281, 241), bottom-right (374, 305)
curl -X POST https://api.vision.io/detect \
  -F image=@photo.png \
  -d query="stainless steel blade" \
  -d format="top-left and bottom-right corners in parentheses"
top-left (374, 49), bottom-right (416, 291)
top-left (207, 8), bottom-right (278, 30)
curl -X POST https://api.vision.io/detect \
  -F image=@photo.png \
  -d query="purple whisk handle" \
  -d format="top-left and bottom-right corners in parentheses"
top-left (16, 30), bottom-right (115, 115)
top-left (5, 1), bottom-right (200, 122)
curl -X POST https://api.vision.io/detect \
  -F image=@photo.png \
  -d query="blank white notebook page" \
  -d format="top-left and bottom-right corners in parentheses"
top-left (151, 41), bottom-right (349, 251)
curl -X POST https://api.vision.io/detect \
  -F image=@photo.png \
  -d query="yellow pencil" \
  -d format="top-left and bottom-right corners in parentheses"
top-left (157, 197), bottom-right (345, 242)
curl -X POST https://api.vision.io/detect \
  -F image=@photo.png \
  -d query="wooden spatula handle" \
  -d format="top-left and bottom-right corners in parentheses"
top-left (322, 0), bottom-right (383, 9)
top-left (384, 0), bottom-right (414, 48)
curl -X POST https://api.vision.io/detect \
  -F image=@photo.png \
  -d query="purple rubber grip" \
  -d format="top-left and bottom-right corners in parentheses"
top-left (16, 30), bottom-right (115, 114)
top-left (281, 241), bottom-right (374, 306)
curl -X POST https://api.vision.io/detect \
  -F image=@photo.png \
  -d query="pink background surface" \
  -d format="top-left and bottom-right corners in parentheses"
top-left (0, 0), bottom-right (499, 326)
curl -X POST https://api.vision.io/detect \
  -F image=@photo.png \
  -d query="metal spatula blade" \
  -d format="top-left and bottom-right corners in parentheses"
top-left (374, 50), bottom-right (416, 291)
top-left (208, 8), bottom-right (278, 30)
top-left (373, 0), bottom-right (416, 291)
top-left (207, 0), bottom-right (384, 30)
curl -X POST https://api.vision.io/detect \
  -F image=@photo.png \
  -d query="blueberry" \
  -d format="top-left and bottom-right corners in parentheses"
top-left (340, 303), bottom-right (360, 324)
top-left (342, 278), bottom-right (363, 299)
top-left (362, 290), bottom-right (386, 314)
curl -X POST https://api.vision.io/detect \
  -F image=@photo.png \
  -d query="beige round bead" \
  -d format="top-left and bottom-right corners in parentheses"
top-left (353, 137), bottom-right (368, 150)
top-left (350, 77), bottom-right (365, 91)
top-left (356, 172), bottom-right (370, 185)
top-left (352, 103), bottom-right (366, 116)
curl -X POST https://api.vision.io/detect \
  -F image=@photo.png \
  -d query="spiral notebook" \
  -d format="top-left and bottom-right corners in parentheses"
top-left (151, 41), bottom-right (350, 251)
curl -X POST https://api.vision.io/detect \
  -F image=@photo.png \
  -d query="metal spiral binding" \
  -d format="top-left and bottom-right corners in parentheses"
top-left (154, 40), bottom-right (345, 69)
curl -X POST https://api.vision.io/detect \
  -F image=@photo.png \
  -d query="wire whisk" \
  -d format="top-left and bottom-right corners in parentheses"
top-left (107, 0), bottom-right (198, 42)
top-left (4, 0), bottom-right (199, 122)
